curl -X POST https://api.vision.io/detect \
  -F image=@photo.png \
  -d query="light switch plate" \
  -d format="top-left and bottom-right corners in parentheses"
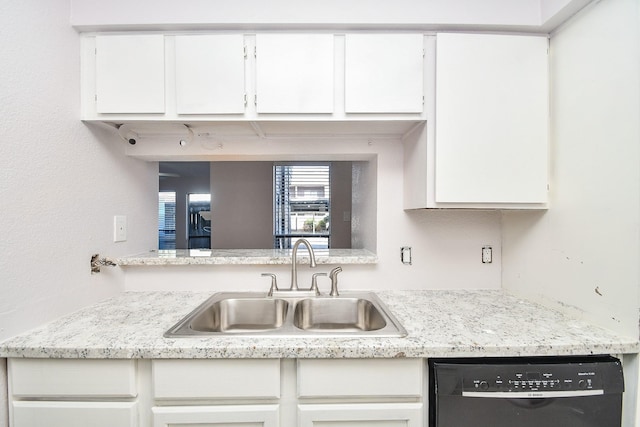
top-left (114, 215), bottom-right (127, 242)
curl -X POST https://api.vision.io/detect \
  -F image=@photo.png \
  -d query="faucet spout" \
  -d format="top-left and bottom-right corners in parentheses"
top-left (290, 238), bottom-right (317, 290)
top-left (329, 266), bottom-right (343, 296)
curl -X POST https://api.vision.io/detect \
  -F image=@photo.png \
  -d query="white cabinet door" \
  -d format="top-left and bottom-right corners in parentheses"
top-left (434, 33), bottom-right (548, 204)
top-left (12, 401), bottom-right (137, 427)
top-left (153, 405), bottom-right (279, 427)
top-left (298, 403), bottom-right (422, 427)
top-left (95, 35), bottom-right (165, 113)
top-left (175, 35), bottom-right (246, 114)
top-left (255, 34), bottom-right (334, 113)
top-left (345, 34), bottom-right (424, 113)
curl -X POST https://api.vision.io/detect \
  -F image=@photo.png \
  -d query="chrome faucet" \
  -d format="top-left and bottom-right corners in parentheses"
top-left (329, 266), bottom-right (343, 296)
top-left (290, 238), bottom-right (317, 290)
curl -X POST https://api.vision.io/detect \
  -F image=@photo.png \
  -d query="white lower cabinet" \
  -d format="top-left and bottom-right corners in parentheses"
top-left (152, 359), bottom-right (280, 399)
top-left (297, 359), bottom-right (423, 427)
top-left (12, 401), bottom-right (137, 427)
top-left (297, 359), bottom-right (422, 398)
top-left (152, 405), bottom-right (279, 427)
top-left (9, 359), bottom-right (138, 427)
top-left (151, 359), bottom-right (280, 427)
top-left (9, 358), bottom-right (425, 427)
top-left (9, 358), bottom-right (137, 398)
top-left (299, 403), bottom-right (423, 427)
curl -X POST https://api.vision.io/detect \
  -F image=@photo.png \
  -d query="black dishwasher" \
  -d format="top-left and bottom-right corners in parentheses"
top-left (429, 356), bottom-right (624, 427)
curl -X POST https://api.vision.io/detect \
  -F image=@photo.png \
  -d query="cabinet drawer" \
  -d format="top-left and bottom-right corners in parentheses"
top-left (9, 359), bottom-right (136, 398)
top-left (299, 402), bottom-right (423, 427)
top-left (152, 405), bottom-right (279, 427)
top-left (12, 401), bottom-right (137, 427)
top-left (153, 359), bottom-right (280, 399)
top-left (298, 359), bottom-right (422, 398)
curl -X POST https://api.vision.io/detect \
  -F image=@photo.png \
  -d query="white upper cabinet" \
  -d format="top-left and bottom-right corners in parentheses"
top-left (255, 34), bottom-right (334, 113)
top-left (345, 34), bottom-right (424, 113)
top-left (175, 35), bottom-right (246, 114)
top-left (83, 32), bottom-right (428, 123)
top-left (95, 34), bottom-right (165, 114)
top-left (434, 33), bottom-right (549, 205)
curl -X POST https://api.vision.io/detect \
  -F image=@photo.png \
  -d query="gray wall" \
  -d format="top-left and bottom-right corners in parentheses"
top-left (210, 162), bottom-right (274, 249)
top-left (330, 162), bottom-right (353, 248)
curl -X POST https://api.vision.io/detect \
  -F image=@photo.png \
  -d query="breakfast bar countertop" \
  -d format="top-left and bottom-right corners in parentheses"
top-left (0, 290), bottom-right (637, 359)
top-left (116, 249), bottom-right (378, 266)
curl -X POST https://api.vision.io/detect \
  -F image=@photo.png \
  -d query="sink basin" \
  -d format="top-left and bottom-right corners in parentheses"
top-left (165, 291), bottom-right (406, 338)
top-left (293, 298), bottom-right (386, 332)
top-left (189, 298), bottom-right (289, 332)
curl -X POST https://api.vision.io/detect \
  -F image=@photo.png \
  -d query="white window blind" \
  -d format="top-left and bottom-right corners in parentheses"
top-left (274, 163), bottom-right (331, 249)
top-left (158, 191), bottom-right (176, 249)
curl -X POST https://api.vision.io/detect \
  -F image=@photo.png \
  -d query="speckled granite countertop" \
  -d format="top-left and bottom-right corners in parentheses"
top-left (117, 249), bottom-right (377, 266)
top-left (0, 290), bottom-right (636, 359)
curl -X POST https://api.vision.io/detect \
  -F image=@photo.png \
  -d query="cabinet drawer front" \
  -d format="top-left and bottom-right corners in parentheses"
top-left (298, 359), bottom-right (422, 398)
top-left (153, 359), bottom-right (280, 399)
top-left (12, 401), bottom-right (137, 427)
top-left (10, 359), bottom-right (136, 398)
top-left (299, 403), bottom-right (423, 427)
top-left (153, 404), bottom-right (279, 427)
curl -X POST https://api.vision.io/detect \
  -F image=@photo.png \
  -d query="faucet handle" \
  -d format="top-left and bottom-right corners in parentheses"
top-left (310, 273), bottom-right (327, 296)
top-left (329, 266), bottom-right (343, 297)
top-left (261, 273), bottom-right (279, 296)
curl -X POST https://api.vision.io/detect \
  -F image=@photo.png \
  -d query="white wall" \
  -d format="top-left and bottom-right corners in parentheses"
top-left (351, 158), bottom-right (377, 253)
top-left (502, 0), bottom-right (640, 338)
top-left (0, 1), bottom-right (157, 340)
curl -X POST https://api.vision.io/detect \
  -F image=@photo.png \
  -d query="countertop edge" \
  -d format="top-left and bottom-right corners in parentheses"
top-left (116, 249), bottom-right (378, 266)
top-left (2, 342), bottom-right (638, 360)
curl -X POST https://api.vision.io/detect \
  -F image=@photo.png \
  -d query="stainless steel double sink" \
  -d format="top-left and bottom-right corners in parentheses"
top-left (164, 291), bottom-right (407, 338)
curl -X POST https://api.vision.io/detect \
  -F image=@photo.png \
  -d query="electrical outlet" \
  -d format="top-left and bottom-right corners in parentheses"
top-left (114, 215), bottom-right (127, 242)
top-left (482, 246), bottom-right (492, 263)
top-left (401, 246), bottom-right (412, 265)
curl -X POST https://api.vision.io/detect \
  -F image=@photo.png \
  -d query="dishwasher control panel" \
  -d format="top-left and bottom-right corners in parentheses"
top-left (462, 363), bottom-right (602, 393)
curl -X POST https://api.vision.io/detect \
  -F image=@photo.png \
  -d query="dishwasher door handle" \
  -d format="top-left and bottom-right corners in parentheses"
top-left (462, 389), bottom-right (604, 399)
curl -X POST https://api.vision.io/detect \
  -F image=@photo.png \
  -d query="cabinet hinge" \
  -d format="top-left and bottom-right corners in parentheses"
top-left (244, 93), bottom-right (247, 106)
top-left (422, 95), bottom-right (425, 105)
top-left (243, 45), bottom-right (247, 58)
top-left (423, 49), bottom-right (425, 58)
top-left (254, 94), bottom-right (257, 106)
top-left (254, 46), bottom-right (257, 58)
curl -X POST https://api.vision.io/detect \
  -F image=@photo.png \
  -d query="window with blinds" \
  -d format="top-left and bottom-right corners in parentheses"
top-left (274, 163), bottom-right (331, 249)
top-left (158, 191), bottom-right (176, 249)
